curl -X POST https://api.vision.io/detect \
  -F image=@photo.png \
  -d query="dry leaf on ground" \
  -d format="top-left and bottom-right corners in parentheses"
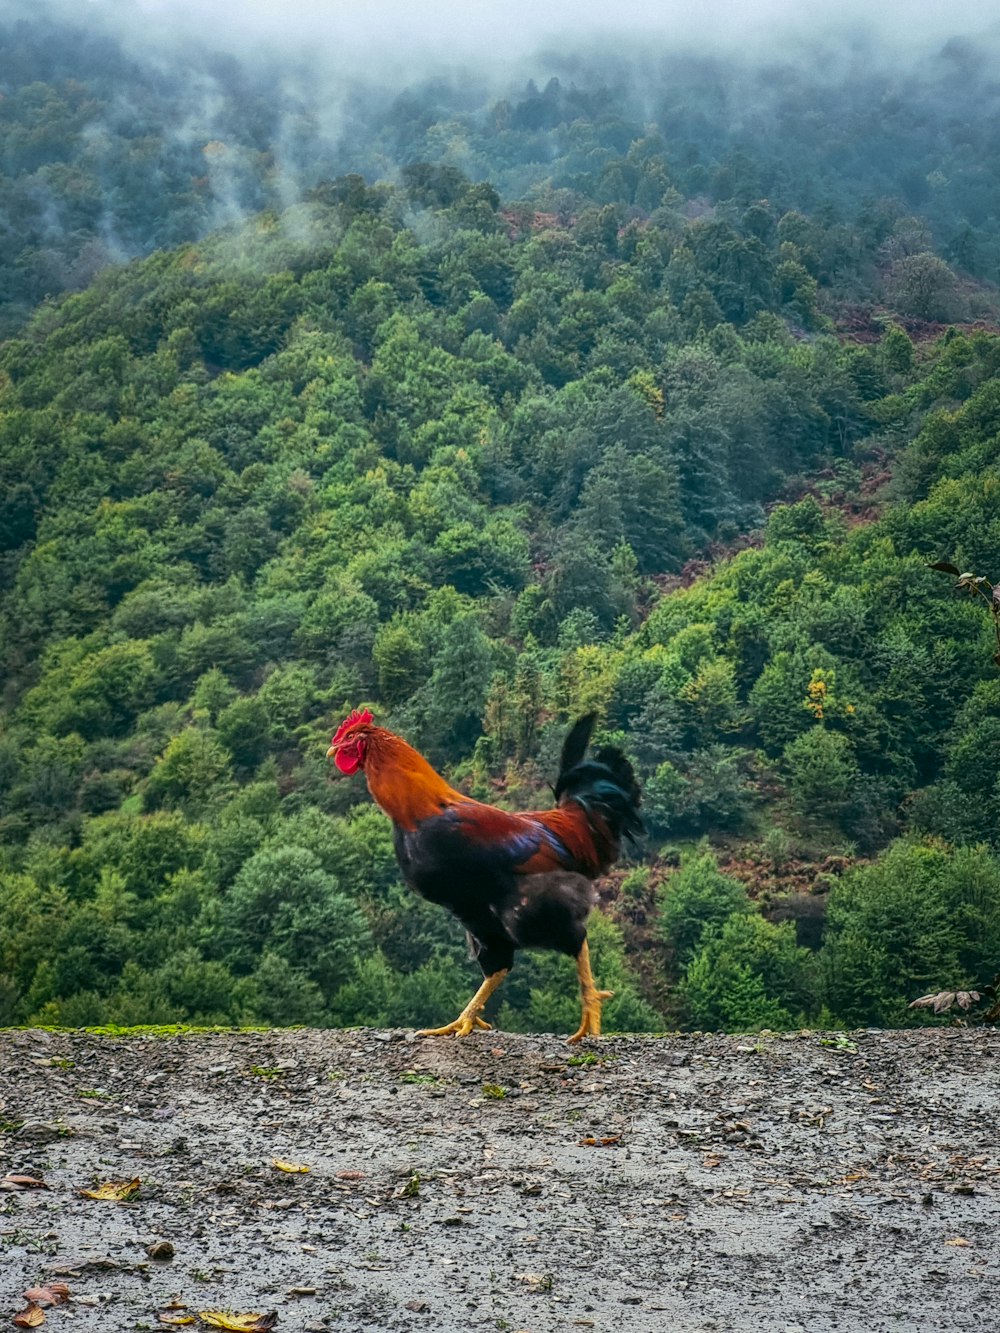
top-left (13, 1306), bottom-right (45, 1328)
top-left (198, 1312), bottom-right (278, 1331)
top-left (79, 1177), bottom-right (141, 1202)
top-left (270, 1158), bottom-right (309, 1174)
top-left (2, 1174), bottom-right (49, 1191)
top-left (22, 1286), bottom-right (69, 1307)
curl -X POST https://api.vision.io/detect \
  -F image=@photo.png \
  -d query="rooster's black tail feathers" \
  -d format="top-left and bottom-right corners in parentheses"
top-left (555, 713), bottom-right (598, 788)
top-left (553, 714), bottom-right (643, 846)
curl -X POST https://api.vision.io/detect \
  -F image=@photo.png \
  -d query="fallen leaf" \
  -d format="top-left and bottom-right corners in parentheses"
top-left (944, 1237), bottom-right (971, 1247)
top-left (578, 1135), bottom-right (621, 1147)
top-left (198, 1313), bottom-right (278, 1331)
top-left (271, 1159), bottom-right (310, 1174)
top-left (703, 1154), bottom-right (724, 1169)
top-left (159, 1317), bottom-right (196, 1327)
top-left (22, 1286), bottom-right (69, 1307)
top-left (47, 1254), bottom-right (117, 1275)
top-left (334, 1170), bottom-right (364, 1180)
top-left (79, 1177), bottom-right (141, 1202)
top-left (13, 1307), bottom-right (45, 1329)
top-left (2, 1174), bottom-right (49, 1191)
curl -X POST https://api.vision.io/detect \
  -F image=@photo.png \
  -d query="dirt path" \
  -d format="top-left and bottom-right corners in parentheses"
top-left (1, 1027), bottom-right (998, 1332)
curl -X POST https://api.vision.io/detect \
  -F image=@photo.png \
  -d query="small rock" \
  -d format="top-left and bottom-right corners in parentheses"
top-left (146, 1241), bottom-right (174, 1261)
top-left (16, 1122), bottom-right (67, 1143)
top-left (405, 1300), bottom-right (430, 1313)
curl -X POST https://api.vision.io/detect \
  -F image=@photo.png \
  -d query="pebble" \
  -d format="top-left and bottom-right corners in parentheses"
top-left (16, 1121), bottom-right (66, 1143)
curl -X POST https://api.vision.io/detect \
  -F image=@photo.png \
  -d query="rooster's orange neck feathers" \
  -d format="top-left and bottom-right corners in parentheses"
top-left (362, 728), bottom-right (462, 830)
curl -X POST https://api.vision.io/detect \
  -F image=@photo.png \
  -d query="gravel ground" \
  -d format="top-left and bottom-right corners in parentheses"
top-left (1, 1026), bottom-right (998, 1333)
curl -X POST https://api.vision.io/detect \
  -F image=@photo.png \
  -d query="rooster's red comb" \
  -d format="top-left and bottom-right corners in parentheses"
top-left (331, 707), bottom-right (374, 747)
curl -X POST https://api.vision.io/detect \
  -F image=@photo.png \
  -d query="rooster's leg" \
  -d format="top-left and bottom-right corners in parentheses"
top-left (418, 969), bottom-right (509, 1038)
top-left (567, 940), bottom-right (613, 1044)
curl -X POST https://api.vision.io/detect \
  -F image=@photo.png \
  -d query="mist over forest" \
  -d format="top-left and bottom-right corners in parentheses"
top-left (4, 0), bottom-right (1000, 329)
top-left (1, 0), bottom-right (1000, 1037)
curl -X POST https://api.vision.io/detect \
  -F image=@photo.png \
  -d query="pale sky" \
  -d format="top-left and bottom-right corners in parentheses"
top-left (47, 0), bottom-right (1000, 68)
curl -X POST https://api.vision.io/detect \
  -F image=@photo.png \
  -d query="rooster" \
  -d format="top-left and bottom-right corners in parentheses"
top-left (327, 709), bottom-right (642, 1042)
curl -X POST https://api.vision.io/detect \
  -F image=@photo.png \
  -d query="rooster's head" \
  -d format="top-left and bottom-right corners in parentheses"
top-left (327, 707), bottom-right (375, 775)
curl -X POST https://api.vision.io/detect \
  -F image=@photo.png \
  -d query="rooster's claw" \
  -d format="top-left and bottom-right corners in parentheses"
top-left (418, 1015), bottom-right (492, 1037)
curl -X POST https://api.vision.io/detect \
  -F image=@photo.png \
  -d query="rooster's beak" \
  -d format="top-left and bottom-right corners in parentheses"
top-left (326, 742), bottom-right (340, 758)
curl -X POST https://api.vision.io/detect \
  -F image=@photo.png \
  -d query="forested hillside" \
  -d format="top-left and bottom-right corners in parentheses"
top-left (4, 8), bottom-right (1000, 331)
top-left (2, 7), bottom-right (1000, 1036)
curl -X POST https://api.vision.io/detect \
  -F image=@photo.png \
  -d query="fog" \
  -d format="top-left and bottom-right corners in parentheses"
top-left (16, 0), bottom-right (1000, 71)
top-left (3, 0), bottom-right (1000, 327)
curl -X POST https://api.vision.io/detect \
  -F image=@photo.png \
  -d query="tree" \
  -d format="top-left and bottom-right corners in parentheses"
top-left (575, 446), bottom-right (687, 574)
top-left (145, 728), bottom-right (232, 812)
top-left (821, 842), bottom-right (1000, 1027)
top-left (216, 697), bottom-right (273, 771)
top-left (783, 728), bottom-right (859, 827)
top-left (679, 915), bottom-right (808, 1031)
top-left (221, 845), bottom-right (372, 996)
top-left (417, 616), bottom-right (495, 752)
top-left (887, 253), bottom-right (964, 322)
top-left (657, 854), bottom-right (751, 965)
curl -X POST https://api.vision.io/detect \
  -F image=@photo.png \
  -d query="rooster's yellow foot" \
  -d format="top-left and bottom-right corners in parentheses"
top-left (418, 969), bottom-right (508, 1039)
top-left (418, 1014), bottom-right (492, 1038)
top-left (567, 988), bottom-right (614, 1044)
